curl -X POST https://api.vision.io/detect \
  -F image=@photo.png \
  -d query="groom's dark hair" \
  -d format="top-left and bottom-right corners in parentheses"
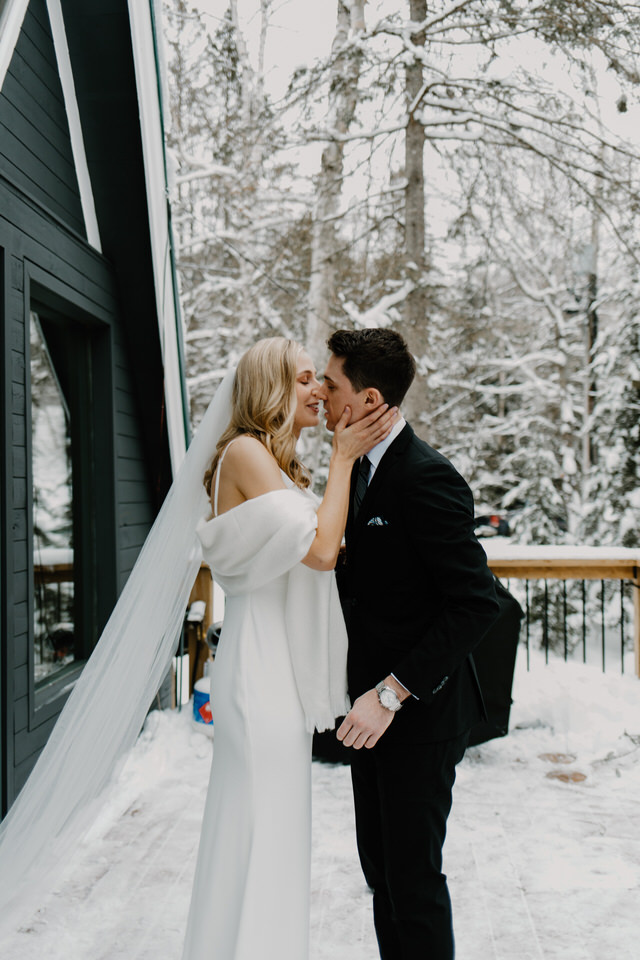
top-left (327, 329), bottom-right (416, 408)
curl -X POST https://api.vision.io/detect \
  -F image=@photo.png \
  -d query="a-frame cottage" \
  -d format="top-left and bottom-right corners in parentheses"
top-left (0, 0), bottom-right (189, 814)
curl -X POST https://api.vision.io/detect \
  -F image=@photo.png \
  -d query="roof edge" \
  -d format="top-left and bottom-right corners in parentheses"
top-left (126, 0), bottom-right (190, 472)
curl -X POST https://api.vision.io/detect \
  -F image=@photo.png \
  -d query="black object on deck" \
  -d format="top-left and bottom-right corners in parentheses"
top-left (469, 578), bottom-right (523, 747)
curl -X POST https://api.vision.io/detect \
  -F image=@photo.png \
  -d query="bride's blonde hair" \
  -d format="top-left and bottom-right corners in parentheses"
top-left (203, 337), bottom-right (311, 496)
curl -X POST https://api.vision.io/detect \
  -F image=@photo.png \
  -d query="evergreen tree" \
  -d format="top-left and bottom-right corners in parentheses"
top-left (583, 287), bottom-right (640, 547)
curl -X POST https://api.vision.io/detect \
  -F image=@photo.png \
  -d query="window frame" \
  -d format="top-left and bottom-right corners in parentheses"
top-left (24, 262), bottom-right (116, 724)
top-left (30, 308), bottom-right (77, 692)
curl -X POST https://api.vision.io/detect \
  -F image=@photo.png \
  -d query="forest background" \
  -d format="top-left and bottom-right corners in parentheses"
top-left (160, 0), bottom-right (640, 553)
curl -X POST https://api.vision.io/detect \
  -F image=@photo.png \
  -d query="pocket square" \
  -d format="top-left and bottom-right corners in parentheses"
top-left (367, 516), bottom-right (389, 526)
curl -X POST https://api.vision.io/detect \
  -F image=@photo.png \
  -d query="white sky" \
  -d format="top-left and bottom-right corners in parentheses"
top-left (194, 0), bottom-right (338, 95)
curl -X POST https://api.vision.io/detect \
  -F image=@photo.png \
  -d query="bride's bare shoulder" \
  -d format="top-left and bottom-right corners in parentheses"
top-left (221, 435), bottom-right (283, 491)
top-left (224, 434), bottom-right (274, 464)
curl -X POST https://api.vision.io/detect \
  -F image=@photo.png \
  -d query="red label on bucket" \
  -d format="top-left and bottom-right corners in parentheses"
top-left (198, 701), bottom-right (212, 724)
top-left (193, 681), bottom-right (213, 725)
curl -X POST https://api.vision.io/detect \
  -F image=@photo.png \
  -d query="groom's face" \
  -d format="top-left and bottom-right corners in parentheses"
top-left (319, 354), bottom-right (371, 431)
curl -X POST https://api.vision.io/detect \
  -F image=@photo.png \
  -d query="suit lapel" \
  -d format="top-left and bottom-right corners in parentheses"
top-left (350, 423), bottom-right (414, 539)
top-left (346, 459), bottom-right (360, 541)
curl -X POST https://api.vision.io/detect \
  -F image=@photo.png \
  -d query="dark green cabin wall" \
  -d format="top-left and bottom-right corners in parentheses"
top-left (0, 0), bottom-right (164, 808)
top-left (1, 180), bottom-right (158, 803)
top-left (61, 0), bottom-right (173, 504)
top-left (0, 0), bottom-right (85, 238)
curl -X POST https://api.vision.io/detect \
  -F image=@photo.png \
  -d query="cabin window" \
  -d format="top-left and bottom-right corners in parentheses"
top-left (30, 312), bottom-right (75, 685)
top-left (29, 307), bottom-right (96, 703)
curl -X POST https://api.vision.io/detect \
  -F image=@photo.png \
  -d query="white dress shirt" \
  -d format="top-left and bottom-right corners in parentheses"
top-left (362, 416), bottom-right (406, 482)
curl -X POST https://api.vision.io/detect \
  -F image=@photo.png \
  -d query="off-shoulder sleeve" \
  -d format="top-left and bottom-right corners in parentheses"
top-left (196, 488), bottom-right (318, 595)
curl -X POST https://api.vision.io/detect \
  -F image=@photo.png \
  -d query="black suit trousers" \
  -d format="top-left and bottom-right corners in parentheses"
top-left (350, 731), bottom-right (469, 960)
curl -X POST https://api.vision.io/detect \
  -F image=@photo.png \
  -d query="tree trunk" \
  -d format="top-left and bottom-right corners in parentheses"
top-left (582, 124), bottom-right (603, 477)
top-left (228, 0), bottom-right (270, 338)
top-left (583, 229), bottom-right (599, 474)
top-left (404, 1), bottom-right (427, 332)
top-left (307, 1), bottom-right (365, 359)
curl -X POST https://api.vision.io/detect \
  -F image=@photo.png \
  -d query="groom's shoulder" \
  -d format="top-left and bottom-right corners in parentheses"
top-left (395, 431), bottom-right (474, 522)
top-left (401, 424), bottom-right (454, 471)
top-left (399, 426), bottom-right (471, 493)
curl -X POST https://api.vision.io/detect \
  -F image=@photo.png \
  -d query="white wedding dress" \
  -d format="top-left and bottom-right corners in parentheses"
top-left (0, 369), bottom-right (348, 948)
top-left (182, 453), bottom-right (349, 960)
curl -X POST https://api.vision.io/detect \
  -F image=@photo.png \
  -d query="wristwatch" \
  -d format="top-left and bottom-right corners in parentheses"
top-left (375, 681), bottom-right (403, 712)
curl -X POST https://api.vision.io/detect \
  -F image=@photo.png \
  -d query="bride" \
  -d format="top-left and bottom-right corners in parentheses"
top-left (183, 337), bottom-right (395, 958)
top-left (0, 336), bottom-right (394, 958)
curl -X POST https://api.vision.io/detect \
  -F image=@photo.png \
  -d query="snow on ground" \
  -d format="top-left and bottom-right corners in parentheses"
top-left (1, 651), bottom-right (638, 959)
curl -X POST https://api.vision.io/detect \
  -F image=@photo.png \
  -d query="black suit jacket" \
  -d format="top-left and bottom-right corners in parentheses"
top-left (336, 423), bottom-right (500, 744)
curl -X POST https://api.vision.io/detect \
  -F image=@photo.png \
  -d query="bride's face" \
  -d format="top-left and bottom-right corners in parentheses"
top-left (293, 351), bottom-right (321, 435)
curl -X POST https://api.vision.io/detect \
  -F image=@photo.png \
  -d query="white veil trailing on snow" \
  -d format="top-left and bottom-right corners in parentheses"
top-left (0, 369), bottom-right (236, 935)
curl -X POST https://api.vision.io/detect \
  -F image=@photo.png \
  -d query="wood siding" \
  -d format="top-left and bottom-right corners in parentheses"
top-left (1, 0), bottom-right (177, 814)
top-left (1, 177), bottom-right (159, 804)
top-left (0, 0), bottom-right (85, 239)
top-left (0, 0), bottom-right (163, 800)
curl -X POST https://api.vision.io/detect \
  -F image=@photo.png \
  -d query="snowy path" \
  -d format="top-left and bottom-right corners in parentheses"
top-left (1, 654), bottom-right (638, 959)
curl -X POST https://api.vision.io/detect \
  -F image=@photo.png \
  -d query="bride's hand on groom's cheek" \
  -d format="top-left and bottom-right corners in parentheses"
top-left (336, 690), bottom-right (395, 749)
top-left (333, 404), bottom-right (398, 460)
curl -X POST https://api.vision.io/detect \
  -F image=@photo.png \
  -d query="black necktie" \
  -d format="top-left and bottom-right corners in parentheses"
top-left (353, 456), bottom-right (371, 518)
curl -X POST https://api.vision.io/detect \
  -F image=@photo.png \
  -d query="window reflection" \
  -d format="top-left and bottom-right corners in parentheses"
top-left (30, 312), bottom-right (75, 683)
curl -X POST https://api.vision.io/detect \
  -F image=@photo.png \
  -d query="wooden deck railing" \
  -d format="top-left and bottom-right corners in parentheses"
top-left (35, 546), bottom-right (640, 680)
top-left (482, 544), bottom-right (640, 678)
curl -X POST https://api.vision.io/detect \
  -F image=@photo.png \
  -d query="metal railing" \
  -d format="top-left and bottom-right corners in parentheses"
top-left (33, 560), bottom-right (75, 681)
top-left (483, 544), bottom-right (640, 677)
top-left (34, 550), bottom-right (640, 680)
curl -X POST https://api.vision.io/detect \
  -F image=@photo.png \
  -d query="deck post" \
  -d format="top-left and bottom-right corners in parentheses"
top-left (633, 568), bottom-right (640, 679)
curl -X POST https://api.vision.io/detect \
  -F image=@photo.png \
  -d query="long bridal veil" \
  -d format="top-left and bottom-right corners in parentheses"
top-left (0, 370), bottom-right (235, 935)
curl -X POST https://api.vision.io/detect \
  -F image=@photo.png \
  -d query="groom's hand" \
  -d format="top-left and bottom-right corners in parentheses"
top-left (336, 690), bottom-right (395, 749)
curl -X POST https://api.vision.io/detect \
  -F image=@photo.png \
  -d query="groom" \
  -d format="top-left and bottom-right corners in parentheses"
top-left (319, 329), bottom-right (499, 960)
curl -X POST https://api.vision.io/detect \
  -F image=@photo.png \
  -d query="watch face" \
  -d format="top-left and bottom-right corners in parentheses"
top-left (380, 688), bottom-right (397, 709)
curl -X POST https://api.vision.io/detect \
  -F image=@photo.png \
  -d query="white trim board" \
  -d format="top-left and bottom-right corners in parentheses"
top-left (0, 0), bottom-right (102, 252)
top-left (127, 0), bottom-right (188, 470)
top-left (46, 0), bottom-right (102, 251)
top-left (0, 0), bottom-right (29, 93)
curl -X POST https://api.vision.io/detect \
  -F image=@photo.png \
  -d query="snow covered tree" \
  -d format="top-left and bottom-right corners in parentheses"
top-left (421, 130), bottom-right (639, 544)
top-left (305, 1), bottom-right (366, 361)
top-left (284, 0), bottom-right (640, 445)
top-left (161, 0), bottom-right (640, 552)
top-left (582, 286), bottom-right (640, 548)
top-left (164, 1), bottom-right (309, 423)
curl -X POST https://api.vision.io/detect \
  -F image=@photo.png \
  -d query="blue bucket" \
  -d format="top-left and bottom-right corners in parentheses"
top-left (193, 676), bottom-right (213, 733)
